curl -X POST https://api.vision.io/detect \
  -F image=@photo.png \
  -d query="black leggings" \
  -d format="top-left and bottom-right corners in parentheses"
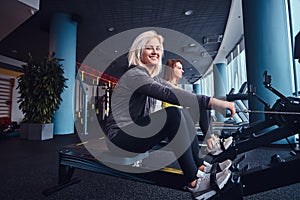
top-left (199, 109), bottom-right (213, 138)
top-left (188, 106), bottom-right (213, 139)
top-left (109, 107), bottom-right (204, 182)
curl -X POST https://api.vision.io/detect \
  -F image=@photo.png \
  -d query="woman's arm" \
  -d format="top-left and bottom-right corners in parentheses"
top-left (127, 67), bottom-right (234, 115)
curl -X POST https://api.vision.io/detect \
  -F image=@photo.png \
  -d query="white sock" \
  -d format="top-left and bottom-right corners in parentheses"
top-left (203, 161), bottom-right (212, 173)
top-left (203, 161), bottom-right (211, 166)
top-left (197, 169), bottom-right (206, 178)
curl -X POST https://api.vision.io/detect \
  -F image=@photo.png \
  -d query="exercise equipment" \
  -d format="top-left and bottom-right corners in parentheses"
top-left (295, 31), bottom-right (300, 61)
top-left (205, 71), bottom-right (300, 198)
top-left (213, 71), bottom-right (300, 162)
top-left (43, 137), bottom-right (188, 195)
top-left (44, 71), bottom-right (300, 199)
top-left (43, 136), bottom-right (247, 199)
top-left (237, 109), bottom-right (300, 115)
top-left (225, 81), bottom-right (249, 125)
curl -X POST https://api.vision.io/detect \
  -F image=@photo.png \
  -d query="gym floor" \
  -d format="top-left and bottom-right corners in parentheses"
top-left (0, 134), bottom-right (299, 200)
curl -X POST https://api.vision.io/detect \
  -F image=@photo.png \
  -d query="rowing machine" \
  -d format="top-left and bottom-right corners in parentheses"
top-left (212, 71), bottom-right (300, 163)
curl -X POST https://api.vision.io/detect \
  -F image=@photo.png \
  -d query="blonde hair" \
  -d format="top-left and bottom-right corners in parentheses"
top-left (163, 59), bottom-right (183, 82)
top-left (128, 30), bottom-right (164, 77)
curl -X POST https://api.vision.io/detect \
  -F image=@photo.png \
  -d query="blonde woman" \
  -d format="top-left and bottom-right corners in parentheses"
top-left (105, 30), bottom-right (235, 199)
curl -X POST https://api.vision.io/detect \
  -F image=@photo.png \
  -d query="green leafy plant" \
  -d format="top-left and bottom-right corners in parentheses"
top-left (17, 53), bottom-right (68, 124)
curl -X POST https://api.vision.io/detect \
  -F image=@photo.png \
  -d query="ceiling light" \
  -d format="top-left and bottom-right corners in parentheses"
top-left (108, 27), bottom-right (115, 32)
top-left (184, 10), bottom-right (193, 16)
top-left (182, 46), bottom-right (198, 53)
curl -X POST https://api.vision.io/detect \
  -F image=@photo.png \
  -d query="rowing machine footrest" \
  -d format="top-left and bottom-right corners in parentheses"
top-left (212, 178), bottom-right (243, 200)
top-left (100, 151), bottom-right (149, 166)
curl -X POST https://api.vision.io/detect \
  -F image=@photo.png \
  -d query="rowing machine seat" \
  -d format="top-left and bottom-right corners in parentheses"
top-left (100, 151), bottom-right (149, 166)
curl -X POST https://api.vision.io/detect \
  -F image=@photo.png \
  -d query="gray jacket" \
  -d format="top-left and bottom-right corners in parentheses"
top-left (105, 65), bottom-right (211, 139)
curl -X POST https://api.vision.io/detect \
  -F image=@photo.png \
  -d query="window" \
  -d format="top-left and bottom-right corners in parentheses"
top-left (226, 36), bottom-right (247, 94)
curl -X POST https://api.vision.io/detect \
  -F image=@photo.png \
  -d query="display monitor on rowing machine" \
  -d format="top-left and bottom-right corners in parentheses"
top-left (295, 31), bottom-right (300, 62)
top-left (294, 32), bottom-right (300, 94)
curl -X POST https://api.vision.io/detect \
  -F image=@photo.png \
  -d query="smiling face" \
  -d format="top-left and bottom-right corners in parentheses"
top-left (141, 37), bottom-right (162, 72)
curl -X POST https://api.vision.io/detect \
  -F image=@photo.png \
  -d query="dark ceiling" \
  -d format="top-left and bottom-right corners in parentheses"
top-left (0, 0), bottom-right (232, 83)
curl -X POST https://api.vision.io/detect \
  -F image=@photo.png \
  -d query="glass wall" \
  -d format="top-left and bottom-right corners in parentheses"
top-left (226, 49), bottom-right (247, 93)
top-left (200, 0), bottom-right (300, 97)
top-left (200, 72), bottom-right (214, 97)
top-left (200, 41), bottom-right (247, 97)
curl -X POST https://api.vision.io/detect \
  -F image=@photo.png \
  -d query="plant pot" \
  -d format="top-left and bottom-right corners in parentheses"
top-left (27, 123), bottom-right (53, 140)
top-left (20, 123), bottom-right (29, 139)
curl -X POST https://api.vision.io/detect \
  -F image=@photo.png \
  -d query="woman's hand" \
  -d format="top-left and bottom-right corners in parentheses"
top-left (209, 97), bottom-right (236, 117)
top-left (225, 101), bottom-right (236, 117)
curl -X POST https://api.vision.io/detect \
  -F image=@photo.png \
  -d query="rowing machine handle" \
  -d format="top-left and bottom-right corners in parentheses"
top-left (225, 109), bottom-right (232, 118)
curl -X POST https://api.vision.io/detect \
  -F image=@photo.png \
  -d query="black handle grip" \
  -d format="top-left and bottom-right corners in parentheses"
top-left (225, 109), bottom-right (232, 118)
top-left (226, 93), bottom-right (248, 101)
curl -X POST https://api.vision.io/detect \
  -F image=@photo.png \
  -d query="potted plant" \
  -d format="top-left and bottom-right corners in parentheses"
top-left (17, 53), bottom-right (67, 140)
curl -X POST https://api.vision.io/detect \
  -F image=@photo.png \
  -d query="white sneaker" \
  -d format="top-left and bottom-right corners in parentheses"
top-left (203, 159), bottom-right (232, 173)
top-left (207, 135), bottom-right (233, 155)
top-left (187, 169), bottom-right (231, 199)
